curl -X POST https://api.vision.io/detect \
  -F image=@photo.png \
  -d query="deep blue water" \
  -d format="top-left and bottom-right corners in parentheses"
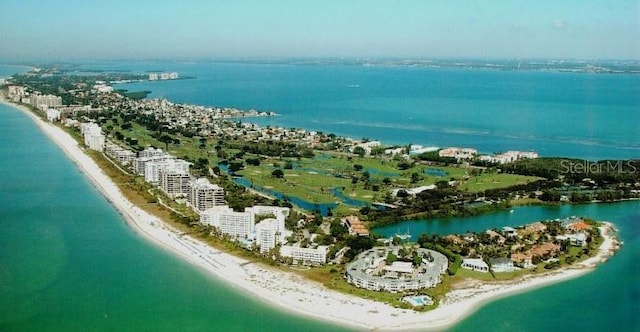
top-left (114, 61), bottom-right (640, 160)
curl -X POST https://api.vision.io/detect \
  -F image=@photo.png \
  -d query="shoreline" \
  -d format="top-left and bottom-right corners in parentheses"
top-left (0, 95), bottom-right (621, 331)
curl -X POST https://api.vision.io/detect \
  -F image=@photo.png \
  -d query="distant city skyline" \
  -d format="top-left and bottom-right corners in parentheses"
top-left (0, 0), bottom-right (638, 61)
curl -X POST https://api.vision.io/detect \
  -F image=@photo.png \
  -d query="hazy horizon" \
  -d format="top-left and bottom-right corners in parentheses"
top-left (1, 1), bottom-right (638, 61)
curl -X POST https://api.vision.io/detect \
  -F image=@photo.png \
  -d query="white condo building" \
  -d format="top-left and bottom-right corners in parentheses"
top-left (200, 206), bottom-right (255, 239)
top-left (46, 109), bottom-right (61, 122)
top-left (245, 205), bottom-right (290, 222)
top-left (134, 148), bottom-right (171, 175)
top-left (104, 141), bottom-right (136, 166)
top-left (188, 178), bottom-right (225, 212)
top-left (255, 218), bottom-right (280, 253)
top-left (144, 158), bottom-right (190, 184)
top-left (30, 94), bottom-right (62, 110)
top-left (199, 204), bottom-right (291, 250)
top-left (280, 245), bottom-right (329, 265)
top-left (80, 122), bottom-right (105, 151)
top-left (246, 205), bottom-right (290, 252)
top-left (159, 168), bottom-right (192, 198)
top-left (138, 147), bottom-right (167, 159)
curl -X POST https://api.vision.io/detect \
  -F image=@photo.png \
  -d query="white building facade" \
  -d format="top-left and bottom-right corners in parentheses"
top-left (188, 178), bottom-right (225, 212)
top-left (159, 168), bottom-right (192, 198)
top-left (80, 122), bottom-right (105, 151)
top-left (280, 245), bottom-right (329, 265)
top-left (200, 206), bottom-right (255, 239)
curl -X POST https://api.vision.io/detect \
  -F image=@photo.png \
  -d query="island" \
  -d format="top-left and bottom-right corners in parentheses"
top-left (0, 66), bottom-right (624, 331)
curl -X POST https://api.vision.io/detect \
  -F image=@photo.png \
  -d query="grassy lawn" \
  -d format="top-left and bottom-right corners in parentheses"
top-left (107, 120), bottom-right (221, 164)
top-left (510, 197), bottom-right (544, 206)
top-left (101, 122), bottom-right (543, 213)
top-left (458, 173), bottom-right (542, 193)
top-left (238, 154), bottom-right (543, 213)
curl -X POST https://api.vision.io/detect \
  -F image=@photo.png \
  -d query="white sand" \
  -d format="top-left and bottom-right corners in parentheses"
top-left (1, 96), bottom-right (620, 331)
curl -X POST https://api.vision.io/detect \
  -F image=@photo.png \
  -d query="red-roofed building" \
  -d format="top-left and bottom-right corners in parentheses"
top-left (341, 215), bottom-right (370, 236)
top-left (566, 221), bottom-right (591, 232)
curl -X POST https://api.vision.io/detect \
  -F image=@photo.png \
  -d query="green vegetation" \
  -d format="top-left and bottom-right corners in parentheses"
top-left (3, 68), bottom-right (620, 314)
top-left (458, 172), bottom-right (542, 193)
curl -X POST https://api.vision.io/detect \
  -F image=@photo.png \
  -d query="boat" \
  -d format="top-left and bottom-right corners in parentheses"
top-left (394, 228), bottom-right (412, 240)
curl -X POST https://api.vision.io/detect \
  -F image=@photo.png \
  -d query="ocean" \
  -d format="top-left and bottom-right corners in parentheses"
top-left (376, 203), bottom-right (639, 332)
top-left (1, 62), bottom-right (638, 331)
top-left (0, 102), bottom-right (343, 331)
top-left (113, 61), bottom-right (640, 160)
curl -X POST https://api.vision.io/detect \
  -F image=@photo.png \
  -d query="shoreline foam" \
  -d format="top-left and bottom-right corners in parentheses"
top-left (0, 95), bottom-right (619, 331)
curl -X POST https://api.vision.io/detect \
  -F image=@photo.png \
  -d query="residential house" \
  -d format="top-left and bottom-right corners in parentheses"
top-left (461, 258), bottom-right (489, 272)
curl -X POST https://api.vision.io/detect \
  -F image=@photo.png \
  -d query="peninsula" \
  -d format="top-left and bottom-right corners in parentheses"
top-left (0, 67), bottom-right (623, 331)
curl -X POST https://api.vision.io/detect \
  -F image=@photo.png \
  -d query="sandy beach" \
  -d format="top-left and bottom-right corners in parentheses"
top-left (1, 96), bottom-right (620, 331)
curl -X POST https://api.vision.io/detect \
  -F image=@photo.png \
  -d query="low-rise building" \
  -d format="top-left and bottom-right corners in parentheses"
top-left (104, 141), bottom-right (136, 166)
top-left (461, 258), bottom-right (489, 272)
top-left (280, 245), bottom-right (329, 265)
top-left (345, 247), bottom-right (448, 292)
top-left (557, 232), bottom-right (588, 247)
top-left (480, 151), bottom-right (539, 164)
top-left (511, 252), bottom-right (533, 267)
top-left (341, 215), bottom-right (369, 236)
top-left (439, 147), bottom-right (477, 160)
top-left (351, 141), bottom-right (381, 155)
top-left (489, 257), bottom-right (516, 272)
top-left (408, 145), bottom-right (439, 155)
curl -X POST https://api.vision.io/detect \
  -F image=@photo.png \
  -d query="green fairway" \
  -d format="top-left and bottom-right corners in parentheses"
top-left (457, 173), bottom-right (542, 193)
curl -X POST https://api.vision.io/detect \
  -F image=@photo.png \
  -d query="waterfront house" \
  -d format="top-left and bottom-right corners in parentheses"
top-left (485, 230), bottom-right (506, 244)
top-left (525, 222), bottom-right (547, 233)
top-left (565, 221), bottom-right (591, 232)
top-left (502, 226), bottom-right (518, 237)
top-left (461, 258), bottom-right (489, 272)
top-left (511, 252), bottom-right (533, 267)
top-left (557, 232), bottom-right (588, 247)
top-left (489, 257), bottom-right (515, 272)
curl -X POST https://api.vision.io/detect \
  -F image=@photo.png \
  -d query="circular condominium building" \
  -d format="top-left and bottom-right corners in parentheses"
top-left (345, 246), bottom-right (448, 292)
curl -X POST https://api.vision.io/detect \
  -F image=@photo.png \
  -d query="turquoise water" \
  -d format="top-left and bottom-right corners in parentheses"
top-left (0, 103), bottom-right (343, 331)
top-left (2, 62), bottom-right (639, 331)
top-left (375, 202), bottom-right (639, 331)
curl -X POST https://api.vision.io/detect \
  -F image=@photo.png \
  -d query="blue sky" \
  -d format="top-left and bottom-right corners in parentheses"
top-left (0, 0), bottom-right (638, 60)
